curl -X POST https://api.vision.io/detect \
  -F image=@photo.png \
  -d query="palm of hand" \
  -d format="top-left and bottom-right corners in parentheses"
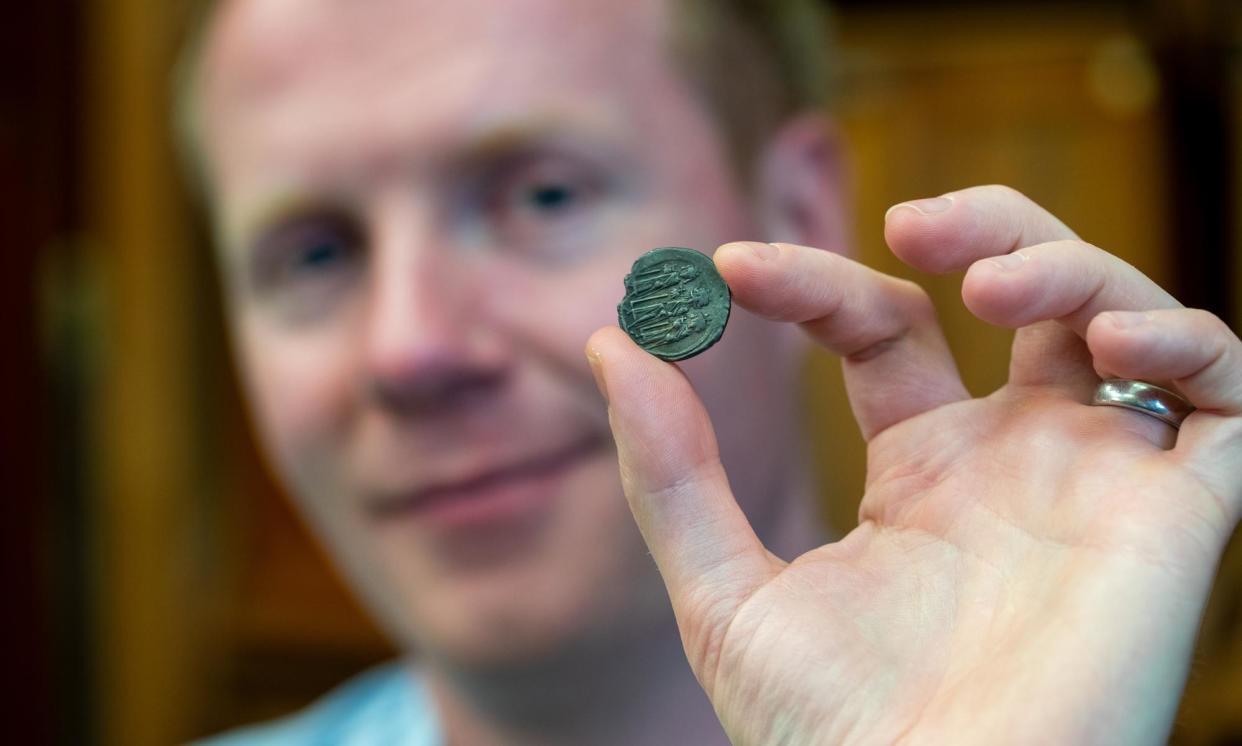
top-left (588, 187), bottom-right (1241, 746)
top-left (715, 393), bottom-right (1223, 745)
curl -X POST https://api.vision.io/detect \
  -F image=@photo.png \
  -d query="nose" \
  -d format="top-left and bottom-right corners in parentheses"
top-left (362, 243), bottom-right (508, 417)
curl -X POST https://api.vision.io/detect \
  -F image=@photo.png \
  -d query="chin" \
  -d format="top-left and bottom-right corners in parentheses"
top-left (394, 553), bottom-right (650, 673)
top-left (348, 459), bottom-right (664, 671)
top-left (413, 592), bottom-right (607, 672)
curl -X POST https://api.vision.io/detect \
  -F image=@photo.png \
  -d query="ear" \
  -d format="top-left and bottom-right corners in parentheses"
top-left (754, 113), bottom-right (852, 255)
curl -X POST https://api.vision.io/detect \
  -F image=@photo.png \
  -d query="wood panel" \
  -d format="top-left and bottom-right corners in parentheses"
top-left (77, 2), bottom-right (1240, 744)
top-left (813, 3), bottom-right (1170, 530)
top-left (84, 1), bottom-right (214, 742)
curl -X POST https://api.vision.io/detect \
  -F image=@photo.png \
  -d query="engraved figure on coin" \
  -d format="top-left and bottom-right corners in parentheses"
top-left (629, 262), bottom-right (698, 295)
top-left (657, 311), bottom-right (706, 344)
top-left (621, 261), bottom-right (712, 348)
top-left (630, 285), bottom-right (710, 326)
top-left (617, 248), bottom-right (731, 362)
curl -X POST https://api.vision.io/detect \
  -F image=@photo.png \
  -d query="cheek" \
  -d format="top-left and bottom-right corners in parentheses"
top-left (237, 319), bottom-right (358, 484)
top-left (483, 256), bottom-right (636, 374)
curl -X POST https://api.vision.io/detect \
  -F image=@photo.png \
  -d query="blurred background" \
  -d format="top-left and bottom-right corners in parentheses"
top-left (7, 0), bottom-right (1241, 743)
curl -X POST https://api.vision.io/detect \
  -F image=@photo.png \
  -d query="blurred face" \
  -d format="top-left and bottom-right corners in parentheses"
top-left (199, 0), bottom-right (799, 668)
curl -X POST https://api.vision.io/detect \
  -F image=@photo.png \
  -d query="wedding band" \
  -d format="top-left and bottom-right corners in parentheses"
top-left (1091, 379), bottom-right (1195, 430)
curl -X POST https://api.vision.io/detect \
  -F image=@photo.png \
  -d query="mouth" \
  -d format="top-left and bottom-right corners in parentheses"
top-left (365, 432), bottom-right (613, 527)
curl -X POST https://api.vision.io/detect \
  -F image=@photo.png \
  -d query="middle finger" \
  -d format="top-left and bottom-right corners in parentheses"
top-left (886, 185), bottom-right (1180, 393)
top-left (960, 238), bottom-right (1181, 390)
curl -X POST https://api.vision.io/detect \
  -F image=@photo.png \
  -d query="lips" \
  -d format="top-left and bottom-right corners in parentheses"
top-left (365, 432), bottom-right (612, 524)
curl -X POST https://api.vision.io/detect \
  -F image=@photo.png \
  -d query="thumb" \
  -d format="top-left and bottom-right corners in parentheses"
top-left (586, 326), bottom-right (775, 675)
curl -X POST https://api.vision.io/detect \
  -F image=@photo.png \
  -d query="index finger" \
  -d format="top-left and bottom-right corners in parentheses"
top-left (884, 184), bottom-right (1078, 273)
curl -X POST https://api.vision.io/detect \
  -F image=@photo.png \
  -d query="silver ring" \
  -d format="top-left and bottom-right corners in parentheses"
top-left (1091, 379), bottom-right (1195, 430)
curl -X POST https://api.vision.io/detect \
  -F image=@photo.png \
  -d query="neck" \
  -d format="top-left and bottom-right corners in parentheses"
top-left (423, 618), bottom-right (728, 746)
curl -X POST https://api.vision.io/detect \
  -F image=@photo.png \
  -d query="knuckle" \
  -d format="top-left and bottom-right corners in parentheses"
top-left (993, 182), bottom-right (1027, 200)
top-left (678, 582), bottom-right (744, 695)
top-left (839, 277), bottom-right (937, 362)
top-left (1039, 238), bottom-right (1097, 260)
top-left (888, 277), bottom-right (937, 322)
top-left (1164, 309), bottom-right (1238, 357)
top-left (977, 182), bottom-right (1030, 205)
top-left (1186, 308), bottom-right (1233, 337)
top-left (680, 587), bottom-right (722, 663)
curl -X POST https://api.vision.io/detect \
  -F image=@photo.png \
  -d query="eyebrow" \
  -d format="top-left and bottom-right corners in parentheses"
top-left (228, 192), bottom-right (348, 263)
top-left (449, 118), bottom-right (631, 173)
top-left (227, 117), bottom-right (632, 253)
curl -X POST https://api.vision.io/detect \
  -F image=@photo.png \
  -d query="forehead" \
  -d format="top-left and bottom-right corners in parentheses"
top-left (206, 0), bottom-right (670, 99)
top-left (199, 0), bottom-right (689, 201)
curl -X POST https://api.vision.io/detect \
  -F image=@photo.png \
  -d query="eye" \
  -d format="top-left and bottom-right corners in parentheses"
top-left (492, 153), bottom-right (603, 219)
top-left (525, 182), bottom-right (577, 212)
top-left (507, 170), bottom-right (592, 220)
top-left (479, 154), bottom-right (609, 260)
top-left (293, 234), bottom-right (349, 271)
top-left (247, 211), bottom-right (365, 309)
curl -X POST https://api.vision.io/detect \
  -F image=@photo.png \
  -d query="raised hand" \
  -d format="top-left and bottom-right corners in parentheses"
top-left (585, 185), bottom-right (1241, 745)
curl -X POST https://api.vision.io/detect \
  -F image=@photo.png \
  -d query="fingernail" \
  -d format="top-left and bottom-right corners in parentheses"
top-left (1108, 311), bottom-right (1150, 329)
top-left (988, 251), bottom-right (1028, 271)
top-left (754, 242), bottom-right (780, 260)
top-left (720, 241), bottom-right (777, 261)
top-left (586, 347), bottom-right (609, 403)
top-left (886, 196), bottom-right (953, 220)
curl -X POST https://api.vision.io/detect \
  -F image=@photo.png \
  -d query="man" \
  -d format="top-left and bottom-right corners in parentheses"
top-left (187, 0), bottom-right (1242, 743)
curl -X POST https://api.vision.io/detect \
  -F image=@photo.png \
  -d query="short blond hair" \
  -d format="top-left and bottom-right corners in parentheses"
top-left (670, 0), bottom-right (833, 177)
top-left (173, 0), bottom-right (834, 190)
